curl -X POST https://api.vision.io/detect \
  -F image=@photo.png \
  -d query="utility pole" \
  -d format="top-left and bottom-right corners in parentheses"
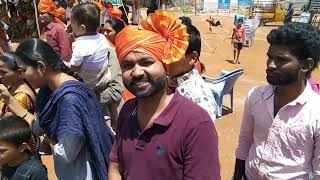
top-left (195, 0), bottom-right (197, 15)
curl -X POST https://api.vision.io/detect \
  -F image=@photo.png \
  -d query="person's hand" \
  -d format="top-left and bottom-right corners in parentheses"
top-left (40, 35), bottom-right (47, 42)
top-left (0, 84), bottom-right (13, 105)
top-left (43, 136), bottom-right (57, 150)
top-left (233, 158), bottom-right (247, 180)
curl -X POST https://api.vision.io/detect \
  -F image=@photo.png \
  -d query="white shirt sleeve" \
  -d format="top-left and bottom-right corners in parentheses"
top-left (70, 44), bottom-right (85, 67)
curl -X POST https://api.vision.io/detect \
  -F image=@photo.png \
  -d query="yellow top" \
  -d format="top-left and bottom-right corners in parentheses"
top-left (0, 91), bottom-right (34, 115)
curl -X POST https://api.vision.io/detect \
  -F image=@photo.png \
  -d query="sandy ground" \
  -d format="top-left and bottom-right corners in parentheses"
top-left (22, 15), bottom-right (319, 180)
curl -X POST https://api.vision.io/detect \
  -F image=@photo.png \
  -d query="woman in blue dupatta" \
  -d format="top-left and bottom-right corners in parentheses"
top-left (0, 39), bottom-right (114, 180)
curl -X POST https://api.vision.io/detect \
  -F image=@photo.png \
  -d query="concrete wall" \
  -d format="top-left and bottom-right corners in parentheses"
top-left (204, 0), bottom-right (219, 11)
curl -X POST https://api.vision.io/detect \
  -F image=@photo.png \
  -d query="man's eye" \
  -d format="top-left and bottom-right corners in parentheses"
top-left (121, 63), bottom-right (134, 70)
top-left (140, 61), bottom-right (153, 67)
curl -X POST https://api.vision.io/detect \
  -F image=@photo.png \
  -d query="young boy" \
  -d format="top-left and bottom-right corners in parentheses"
top-left (231, 19), bottom-right (245, 64)
top-left (0, 115), bottom-right (47, 180)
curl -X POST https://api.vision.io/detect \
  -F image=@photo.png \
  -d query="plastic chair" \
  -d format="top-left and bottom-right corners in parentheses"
top-left (203, 68), bottom-right (244, 117)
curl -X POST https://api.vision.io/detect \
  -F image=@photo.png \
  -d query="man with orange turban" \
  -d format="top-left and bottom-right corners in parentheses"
top-left (109, 10), bottom-right (221, 180)
top-left (38, 0), bottom-right (71, 62)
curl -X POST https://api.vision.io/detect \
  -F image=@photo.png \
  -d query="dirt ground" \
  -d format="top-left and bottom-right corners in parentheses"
top-left (37, 15), bottom-right (320, 180)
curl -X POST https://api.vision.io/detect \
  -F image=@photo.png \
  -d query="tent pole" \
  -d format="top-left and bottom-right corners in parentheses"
top-left (120, 0), bottom-right (130, 24)
top-left (33, 0), bottom-right (41, 38)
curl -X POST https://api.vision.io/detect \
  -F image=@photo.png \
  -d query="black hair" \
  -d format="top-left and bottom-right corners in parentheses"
top-left (181, 22), bottom-right (201, 58)
top-left (0, 115), bottom-right (31, 147)
top-left (15, 38), bottom-right (82, 81)
top-left (0, 52), bottom-right (19, 71)
top-left (105, 18), bottom-right (126, 34)
top-left (71, 2), bottom-right (101, 33)
top-left (238, 19), bottom-right (243, 23)
top-left (179, 16), bottom-right (192, 27)
top-left (267, 22), bottom-right (320, 77)
top-left (0, 52), bottom-right (37, 97)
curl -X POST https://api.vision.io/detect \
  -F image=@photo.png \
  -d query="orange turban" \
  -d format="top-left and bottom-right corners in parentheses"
top-left (107, 7), bottom-right (122, 19)
top-left (38, 0), bottom-right (65, 25)
top-left (55, 7), bottom-right (66, 19)
top-left (115, 10), bottom-right (189, 64)
top-left (38, 0), bottom-right (57, 14)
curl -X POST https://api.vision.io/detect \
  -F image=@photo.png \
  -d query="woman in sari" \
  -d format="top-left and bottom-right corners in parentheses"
top-left (0, 52), bottom-right (38, 156)
top-left (0, 52), bottom-right (35, 115)
top-left (0, 39), bottom-right (114, 180)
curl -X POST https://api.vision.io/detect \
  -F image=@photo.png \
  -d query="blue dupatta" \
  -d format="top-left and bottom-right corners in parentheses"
top-left (36, 80), bottom-right (114, 180)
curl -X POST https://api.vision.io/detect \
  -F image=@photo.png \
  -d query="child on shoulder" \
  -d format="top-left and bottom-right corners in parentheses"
top-left (69, 3), bottom-right (111, 92)
top-left (68, 2), bottom-right (114, 121)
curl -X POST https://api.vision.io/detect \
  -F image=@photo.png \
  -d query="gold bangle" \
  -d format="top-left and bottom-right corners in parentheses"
top-left (20, 110), bottom-right (28, 119)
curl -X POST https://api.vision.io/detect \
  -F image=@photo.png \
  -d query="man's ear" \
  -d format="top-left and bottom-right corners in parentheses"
top-left (188, 51), bottom-right (199, 65)
top-left (301, 58), bottom-right (314, 74)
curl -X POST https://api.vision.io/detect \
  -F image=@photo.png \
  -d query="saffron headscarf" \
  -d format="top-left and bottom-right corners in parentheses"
top-left (115, 10), bottom-right (189, 64)
top-left (38, 0), bottom-right (66, 25)
top-left (55, 7), bottom-right (66, 20)
top-left (107, 7), bottom-right (122, 19)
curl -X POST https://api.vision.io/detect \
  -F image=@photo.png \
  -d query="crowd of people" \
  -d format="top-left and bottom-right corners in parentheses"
top-left (0, 0), bottom-right (319, 180)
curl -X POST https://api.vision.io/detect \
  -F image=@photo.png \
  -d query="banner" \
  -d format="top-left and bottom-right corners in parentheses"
top-left (237, 0), bottom-right (251, 7)
top-left (218, 0), bottom-right (230, 9)
top-left (111, 0), bottom-right (119, 4)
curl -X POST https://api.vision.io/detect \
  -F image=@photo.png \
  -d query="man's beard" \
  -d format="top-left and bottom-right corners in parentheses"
top-left (266, 67), bottom-right (300, 86)
top-left (124, 72), bottom-right (167, 98)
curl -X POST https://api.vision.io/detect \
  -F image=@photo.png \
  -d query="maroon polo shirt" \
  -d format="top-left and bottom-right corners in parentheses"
top-left (41, 22), bottom-right (72, 62)
top-left (110, 91), bottom-right (221, 180)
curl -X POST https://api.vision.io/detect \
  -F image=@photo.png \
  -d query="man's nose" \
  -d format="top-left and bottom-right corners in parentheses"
top-left (267, 59), bottom-right (277, 69)
top-left (132, 64), bottom-right (144, 78)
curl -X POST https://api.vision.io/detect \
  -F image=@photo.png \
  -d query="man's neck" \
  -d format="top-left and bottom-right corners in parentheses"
top-left (136, 88), bottom-right (174, 131)
top-left (173, 66), bottom-right (194, 79)
top-left (40, 21), bottom-right (52, 29)
top-left (8, 152), bottom-right (28, 167)
top-left (275, 78), bottom-right (306, 107)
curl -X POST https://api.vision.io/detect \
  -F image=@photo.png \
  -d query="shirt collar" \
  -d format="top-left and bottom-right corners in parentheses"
top-left (75, 33), bottom-right (100, 41)
top-left (45, 22), bottom-right (55, 30)
top-left (176, 68), bottom-right (199, 86)
top-left (130, 91), bottom-right (183, 128)
top-left (263, 81), bottom-right (313, 107)
top-left (287, 81), bottom-right (313, 106)
top-left (153, 91), bottom-right (182, 126)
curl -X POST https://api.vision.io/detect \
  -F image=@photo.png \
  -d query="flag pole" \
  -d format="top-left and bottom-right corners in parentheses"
top-left (33, 0), bottom-right (41, 38)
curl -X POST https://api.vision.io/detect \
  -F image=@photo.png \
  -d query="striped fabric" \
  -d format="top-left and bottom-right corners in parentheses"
top-left (28, 133), bottom-right (40, 157)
